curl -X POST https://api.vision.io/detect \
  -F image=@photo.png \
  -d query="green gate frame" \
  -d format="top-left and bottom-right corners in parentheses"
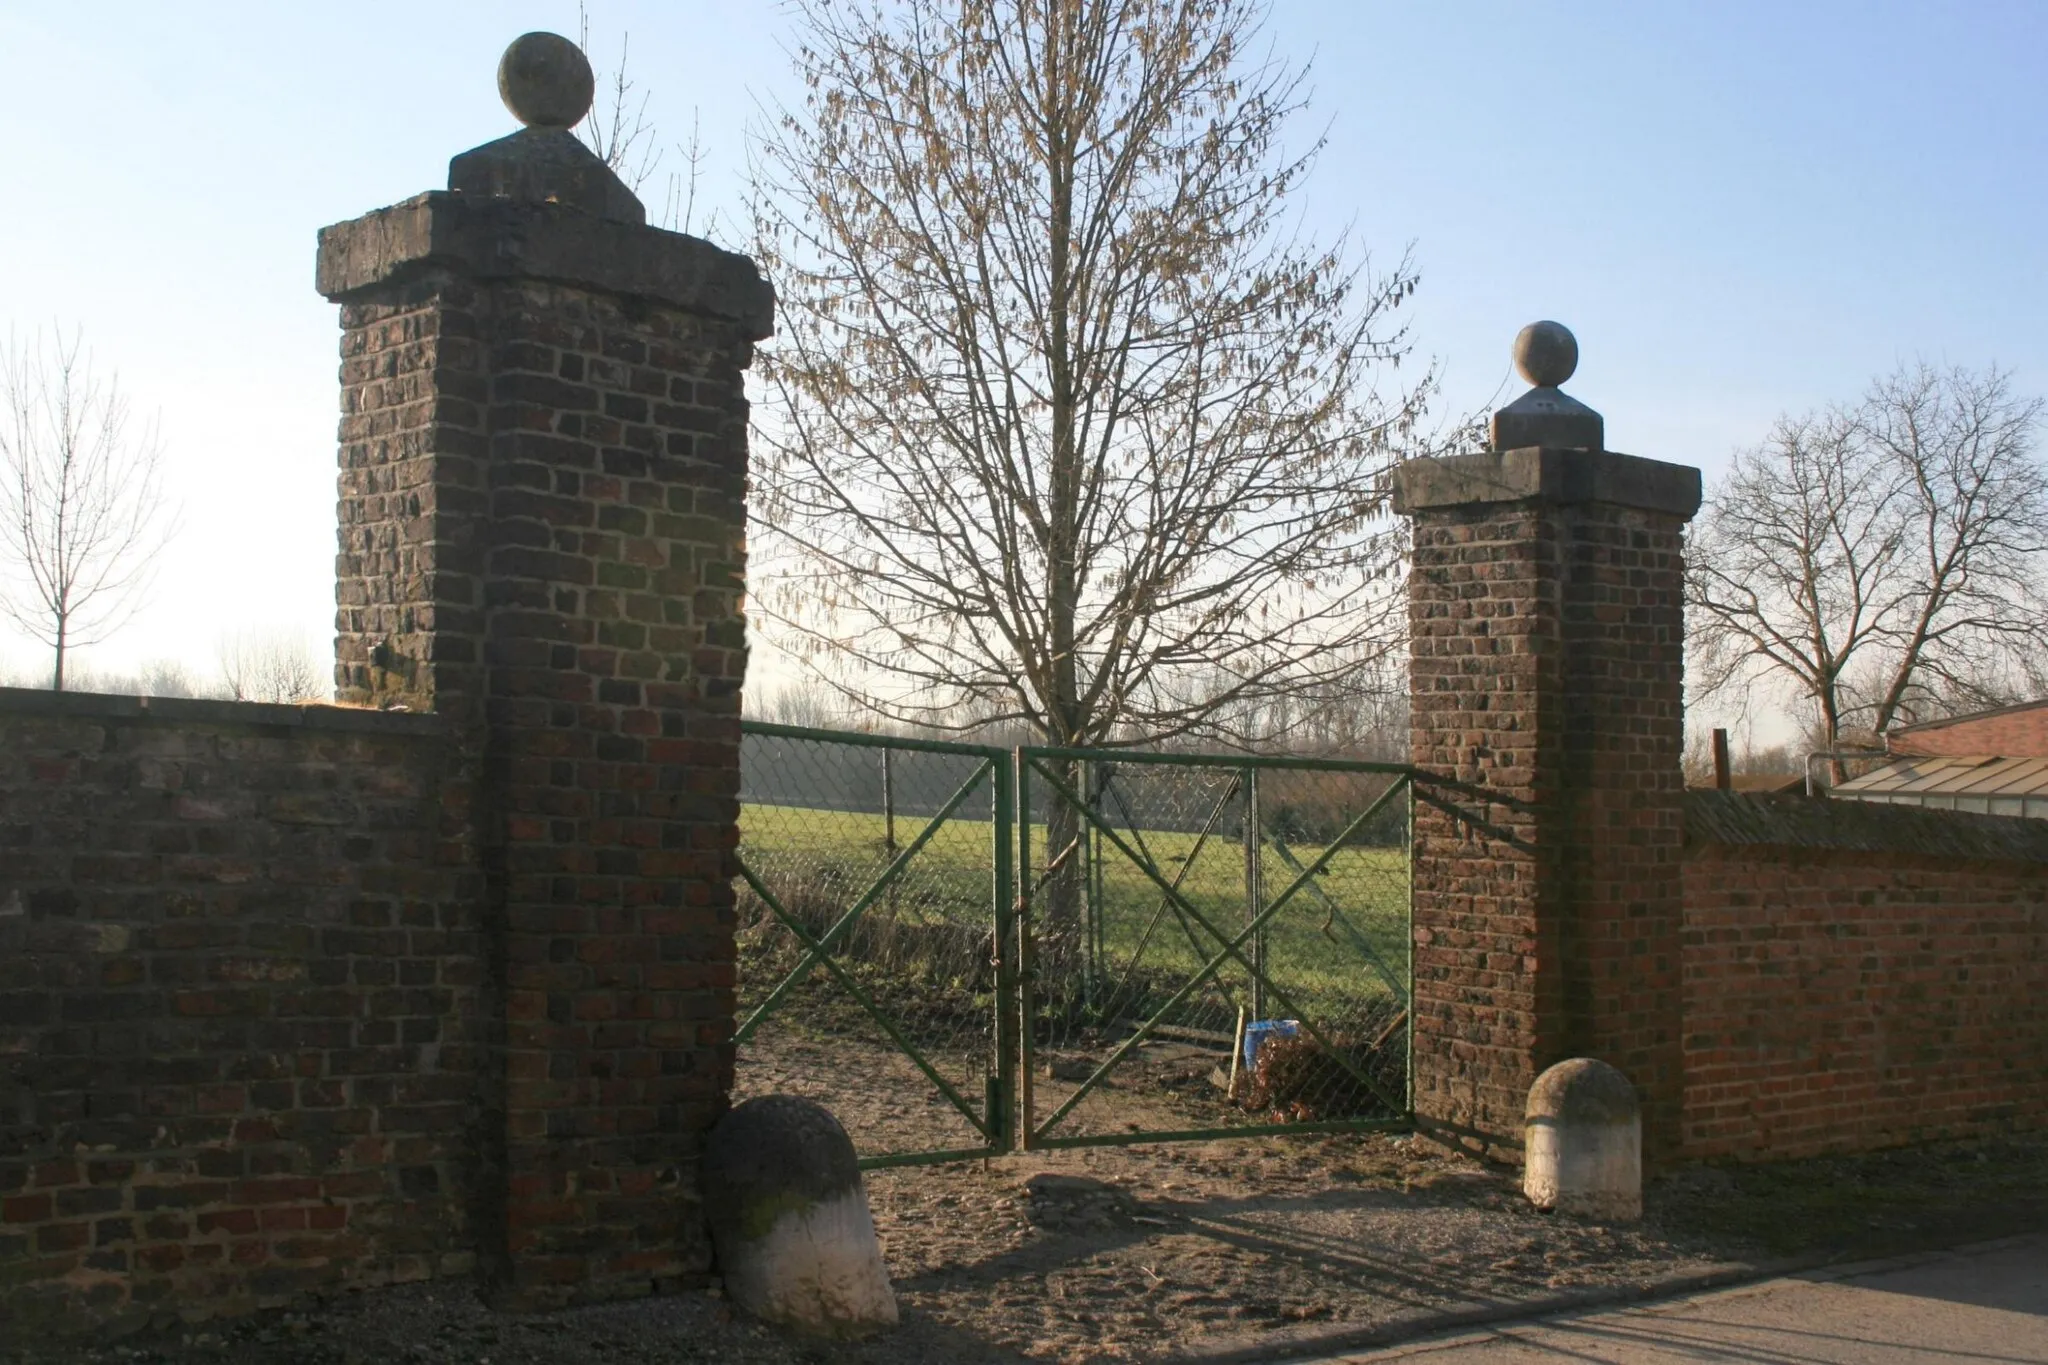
top-left (733, 722), bottom-right (1015, 1169)
top-left (732, 724), bottom-right (1414, 1167)
top-left (1015, 746), bottom-right (1414, 1151)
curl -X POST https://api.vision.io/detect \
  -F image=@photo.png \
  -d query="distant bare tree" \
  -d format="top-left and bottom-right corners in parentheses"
top-left (0, 327), bottom-right (173, 691)
top-left (26, 658), bottom-right (220, 699)
top-left (137, 658), bottom-right (209, 699)
top-left (752, 678), bottom-right (842, 729)
top-left (574, 5), bottom-right (721, 237)
top-left (1681, 725), bottom-right (1802, 788)
top-left (1690, 362), bottom-right (2048, 748)
top-left (751, 0), bottom-right (1433, 753)
top-left (218, 629), bottom-right (324, 704)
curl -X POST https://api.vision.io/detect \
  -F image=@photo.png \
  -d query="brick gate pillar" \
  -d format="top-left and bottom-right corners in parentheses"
top-left (315, 34), bottom-right (772, 1304)
top-left (1391, 323), bottom-right (1699, 1164)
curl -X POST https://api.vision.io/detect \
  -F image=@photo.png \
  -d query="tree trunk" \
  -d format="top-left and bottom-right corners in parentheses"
top-left (1819, 680), bottom-right (1843, 786)
top-left (1037, 10), bottom-right (1086, 981)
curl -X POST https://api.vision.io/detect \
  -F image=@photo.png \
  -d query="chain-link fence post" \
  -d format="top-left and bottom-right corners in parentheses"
top-left (992, 748), bottom-right (1016, 1152)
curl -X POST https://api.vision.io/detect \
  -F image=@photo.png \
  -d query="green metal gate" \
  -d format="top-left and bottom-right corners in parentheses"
top-left (733, 723), bottom-right (1014, 1168)
top-left (1016, 748), bottom-right (1412, 1150)
top-left (732, 724), bottom-right (1411, 1167)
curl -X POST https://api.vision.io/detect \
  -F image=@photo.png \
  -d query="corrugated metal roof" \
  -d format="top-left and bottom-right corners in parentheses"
top-left (1834, 754), bottom-right (2048, 799)
top-left (1686, 790), bottom-right (2048, 864)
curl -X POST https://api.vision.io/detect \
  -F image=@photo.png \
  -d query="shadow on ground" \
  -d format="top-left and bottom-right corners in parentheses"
top-left (4, 1132), bottom-right (2043, 1365)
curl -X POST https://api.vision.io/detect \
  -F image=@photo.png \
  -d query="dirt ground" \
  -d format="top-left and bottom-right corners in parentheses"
top-left (724, 1023), bottom-right (1755, 1364)
top-left (7, 1024), bottom-right (2044, 1365)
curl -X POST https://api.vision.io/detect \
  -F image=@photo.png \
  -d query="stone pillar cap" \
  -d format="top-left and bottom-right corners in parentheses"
top-left (448, 33), bottom-right (645, 226)
top-left (1392, 322), bottom-right (1699, 517)
top-left (316, 192), bottom-right (774, 338)
top-left (1390, 446), bottom-right (1701, 519)
top-left (1491, 320), bottom-right (1603, 452)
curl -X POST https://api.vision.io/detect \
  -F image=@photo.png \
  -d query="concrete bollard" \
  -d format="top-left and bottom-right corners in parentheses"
top-left (1523, 1058), bottom-right (1642, 1221)
top-left (702, 1095), bottom-right (898, 1337)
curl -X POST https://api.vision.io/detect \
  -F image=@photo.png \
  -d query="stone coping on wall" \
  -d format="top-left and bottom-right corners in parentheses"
top-left (1686, 788), bottom-right (2048, 866)
top-left (0, 684), bottom-right (445, 736)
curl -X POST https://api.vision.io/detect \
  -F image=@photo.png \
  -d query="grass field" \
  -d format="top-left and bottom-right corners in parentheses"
top-left (737, 797), bottom-right (1409, 1031)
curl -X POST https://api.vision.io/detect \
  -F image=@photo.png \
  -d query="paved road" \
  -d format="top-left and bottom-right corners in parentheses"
top-left (1324, 1236), bottom-right (2048, 1365)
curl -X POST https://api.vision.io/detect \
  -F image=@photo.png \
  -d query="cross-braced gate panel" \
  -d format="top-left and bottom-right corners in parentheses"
top-left (733, 724), bottom-right (1013, 1167)
top-left (1017, 748), bottom-right (1411, 1149)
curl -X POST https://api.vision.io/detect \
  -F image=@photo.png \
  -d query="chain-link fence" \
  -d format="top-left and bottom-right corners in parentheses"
top-left (1018, 749), bottom-right (1410, 1149)
top-left (732, 725), bottom-right (1411, 1166)
top-left (733, 724), bottom-right (1012, 1166)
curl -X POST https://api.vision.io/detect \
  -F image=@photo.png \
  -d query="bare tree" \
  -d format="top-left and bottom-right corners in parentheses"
top-left (218, 628), bottom-right (324, 704)
top-left (1689, 362), bottom-right (2048, 749)
top-left (1680, 725), bottom-right (1802, 788)
top-left (750, 678), bottom-right (843, 729)
top-left (575, 3), bottom-right (660, 192)
top-left (0, 327), bottom-right (173, 691)
top-left (661, 107), bottom-right (721, 239)
top-left (750, 0), bottom-right (1432, 755)
top-left (136, 658), bottom-right (210, 699)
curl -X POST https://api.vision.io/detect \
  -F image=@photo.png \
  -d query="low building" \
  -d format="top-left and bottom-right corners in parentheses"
top-left (1883, 698), bottom-right (2048, 759)
top-left (1831, 699), bottom-right (2048, 819)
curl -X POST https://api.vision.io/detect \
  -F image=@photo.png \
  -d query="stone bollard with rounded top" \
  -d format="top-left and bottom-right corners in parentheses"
top-left (703, 1096), bottom-right (898, 1337)
top-left (1523, 1058), bottom-right (1642, 1221)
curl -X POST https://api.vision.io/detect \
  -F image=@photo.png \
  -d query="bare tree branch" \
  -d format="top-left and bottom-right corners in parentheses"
top-left (576, 2), bottom-right (661, 192)
top-left (749, 0), bottom-right (1438, 752)
top-left (576, 7), bottom-right (726, 240)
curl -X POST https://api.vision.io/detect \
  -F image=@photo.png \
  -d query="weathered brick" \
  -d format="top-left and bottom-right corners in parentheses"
top-left (0, 691), bottom-right (480, 1332)
top-left (321, 176), bottom-right (762, 1309)
top-left (1680, 821), bottom-right (2048, 1160)
top-left (1399, 453), bottom-right (1694, 1163)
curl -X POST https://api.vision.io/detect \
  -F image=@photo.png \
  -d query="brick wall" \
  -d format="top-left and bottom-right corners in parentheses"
top-left (4, 210), bottom-right (767, 1330)
top-left (1681, 792), bottom-right (2048, 1159)
top-left (1399, 448), bottom-right (1696, 1162)
top-left (0, 690), bottom-right (479, 1335)
top-left (464, 275), bottom-right (751, 1305)
top-left (1, 45), bottom-right (768, 1336)
top-left (1887, 702), bottom-right (2048, 758)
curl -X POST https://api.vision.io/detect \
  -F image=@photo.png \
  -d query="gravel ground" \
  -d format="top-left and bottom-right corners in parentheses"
top-left (7, 1021), bottom-right (2042, 1365)
top-left (0, 1132), bottom-right (1746, 1365)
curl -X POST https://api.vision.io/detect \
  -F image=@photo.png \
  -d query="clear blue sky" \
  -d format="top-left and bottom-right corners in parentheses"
top-left (0, 1), bottom-right (2042, 698)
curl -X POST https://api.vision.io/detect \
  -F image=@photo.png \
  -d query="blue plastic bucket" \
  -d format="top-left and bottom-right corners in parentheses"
top-left (1242, 1018), bottom-right (1300, 1073)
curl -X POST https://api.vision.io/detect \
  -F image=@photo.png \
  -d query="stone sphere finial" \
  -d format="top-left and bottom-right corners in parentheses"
top-left (1513, 320), bottom-right (1579, 389)
top-left (497, 32), bottom-right (595, 130)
